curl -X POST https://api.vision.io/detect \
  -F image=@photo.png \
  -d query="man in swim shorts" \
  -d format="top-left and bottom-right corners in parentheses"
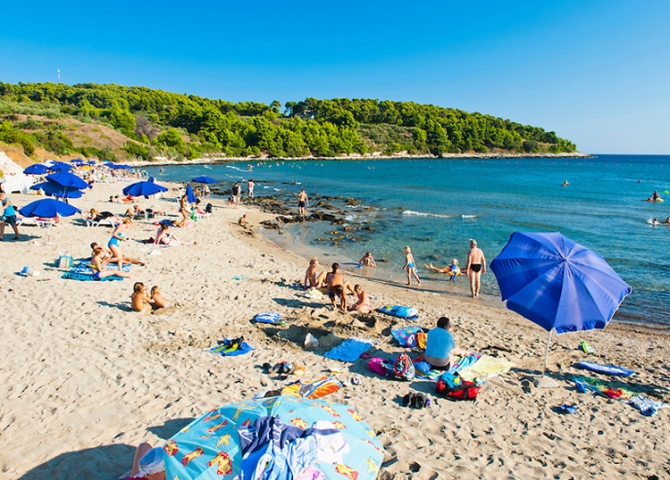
top-left (466, 239), bottom-right (486, 298)
top-left (298, 188), bottom-right (308, 219)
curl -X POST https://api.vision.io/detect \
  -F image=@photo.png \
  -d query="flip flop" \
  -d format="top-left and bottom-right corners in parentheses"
top-left (414, 393), bottom-right (426, 409)
top-left (403, 393), bottom-right (413, 407)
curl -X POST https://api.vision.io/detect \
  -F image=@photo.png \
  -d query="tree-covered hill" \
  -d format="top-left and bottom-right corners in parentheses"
top-left (0, 82), bottom-right (576, 161)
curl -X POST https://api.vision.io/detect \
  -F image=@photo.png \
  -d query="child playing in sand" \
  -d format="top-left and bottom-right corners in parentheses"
top-left (131, 282), bottom-right (152, 313)
top-left (402, 246), bottom-right (421, 287)
top-left (150, 286), bottom-right (171, 314)
top-left (348, 284), bottom-right (371, 313)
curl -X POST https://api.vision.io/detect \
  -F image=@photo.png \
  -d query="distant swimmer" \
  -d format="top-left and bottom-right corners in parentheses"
top-left (652, 190), bottom-right (660, 201)
top-left (562, 180), bottom-right (570, 187)
top-left (247, 164), bottom-right (253, 172)
top-left (665, 216), bottom-right (670, 224)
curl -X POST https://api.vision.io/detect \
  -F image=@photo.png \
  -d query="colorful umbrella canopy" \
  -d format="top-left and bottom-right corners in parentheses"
top-left (122, 177), bottom-right (168, 197)
top-left (192, 175), bottom-right (218, 184)
top-left (30, 180), bottom-right (84, 199)
top-left (185, 184), bottom-right (198, 204)
top-left (490, 231), bottom-right (632, 373)
top-left (19, 198), bottom-right (81, 218)
top-left (23, 164), bottom-right (50, 175)
top-left (163, 396), bottom-right (385, 480)
top-left (48, 161), bottom-right (73, 172)
top-left (46, 172), bottom-right (90, 190)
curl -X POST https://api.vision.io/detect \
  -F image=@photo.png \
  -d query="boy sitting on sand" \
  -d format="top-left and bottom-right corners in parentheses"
top-left (150, 286), bottom-right (171, 314)
top-left (131, 282), bottom-right (152, 313)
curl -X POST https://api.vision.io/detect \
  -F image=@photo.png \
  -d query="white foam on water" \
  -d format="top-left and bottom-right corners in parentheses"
top-left (402, 210), bottom-right (452, 219)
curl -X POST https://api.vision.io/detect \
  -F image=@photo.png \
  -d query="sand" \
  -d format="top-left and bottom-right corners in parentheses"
top-left (0, 180), bottom-right (668, 480)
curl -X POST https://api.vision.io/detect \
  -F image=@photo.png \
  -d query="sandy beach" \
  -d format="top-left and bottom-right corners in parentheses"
top-left (1, 179), bottom-right (668, 480)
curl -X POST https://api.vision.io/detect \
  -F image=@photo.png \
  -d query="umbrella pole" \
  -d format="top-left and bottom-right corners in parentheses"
top-left (542, 329), bottom-right (553, 376)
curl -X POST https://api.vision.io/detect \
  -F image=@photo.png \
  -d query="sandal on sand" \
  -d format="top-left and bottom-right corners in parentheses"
top-left (414, 393), bottom-right (426, 409)
top-left (403, 393), bottom-right (413, 407)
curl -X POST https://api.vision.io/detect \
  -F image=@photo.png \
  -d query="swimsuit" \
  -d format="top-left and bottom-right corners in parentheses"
top-left (470, 264), bottom-right (482, 273)
top-left (298, 201), bottom-right (306, 207)
top-left (407, 262), bottom-right (415, 269)
top-left (108, 237), bottom-right (121, 248)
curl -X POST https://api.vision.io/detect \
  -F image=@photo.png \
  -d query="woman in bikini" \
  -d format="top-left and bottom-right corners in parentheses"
top-left (154, 223), bottom-right (196, 246)
top-left (178, 194), bottom-right (189, 225)
top-left (108, 218), bottom-right (132, 270)
top-left (402, 246), bottom-right (421, 287)
top-left (91, 247), bottom-right (134, 281)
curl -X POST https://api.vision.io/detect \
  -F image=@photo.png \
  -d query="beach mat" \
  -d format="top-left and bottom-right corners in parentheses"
top-left (61, 271), bottom-right (124, 282)
top-left (281, 375), bottom-right (344, 399)
top-left (576, 361), bottom-right (635, 377)
top-left (324, 338), bottom-right (375, 362)
top-left (378, 304), bottom-right (419, 320)
top-left (458, 355), bottom-right (515, 381)
top-left (209, 338), bottom-right (254, 357)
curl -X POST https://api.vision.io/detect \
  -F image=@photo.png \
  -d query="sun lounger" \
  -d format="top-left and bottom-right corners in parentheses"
top-left (86, 218), bottom-right (118, 228)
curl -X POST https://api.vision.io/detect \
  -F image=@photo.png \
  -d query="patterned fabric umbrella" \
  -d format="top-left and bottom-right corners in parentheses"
top-left (163, 396), bottom-right (385, 480)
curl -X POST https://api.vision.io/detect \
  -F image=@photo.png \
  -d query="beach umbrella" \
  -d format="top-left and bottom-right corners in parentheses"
top-left (70, 158), bottom-right (85, 166)
top-left (46, 171), bottom-right (90, 190)
top-left (122, 177), bottom-right (168, 197)
top-left (48, 161), bottom-right (73, 172)
top-left (23, 164), bottom-right (50, 175)
top-left (490, 231), bottom-right (632, 374)
top-left (185, 183), bottom-right (197, 204)
top-left (109, 163), bottom-right (133, 170)
top-left (162, 396), bottom-right (385, 480)
top-left (30, 180), bottom-right (84, 199)
top-left (192, 175), bottom-right (218, 184)
top-left (19, 198), bottom-right (81, 242)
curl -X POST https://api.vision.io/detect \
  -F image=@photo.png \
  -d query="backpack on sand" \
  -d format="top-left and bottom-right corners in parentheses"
top-left (392, 353), bottom-right (415, 381)
top-left (436, 372), bottom-right (481, 400)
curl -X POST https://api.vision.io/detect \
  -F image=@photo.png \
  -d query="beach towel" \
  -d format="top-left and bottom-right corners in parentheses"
top-left (458, 355), bottom-right (515, 381)
top-left (324, 338), bottom-right (375, 362)
top-left (71, 260), bottom-right (131, 275)
top-left (572, 375), bottom-right (637, 401)
top-left (281, 376), bottom-right (344, 399)
top-left (377, 304), bottom-right (418, 320)
top-left (61, 271), bottom-right (124, 281)
top-left (413, 354), bottom-right (482, 380)
top-left (391, 326), bottom-right (426, 348)
top-left (302, 288), bottom-right (325, 300)
top-left (253, 312), bottom-right (283, 324)
top-left (627, 395), bottom-right (670, 417)
top-left (209, 338), bottom-right (254, 357)
top-left (577, 361), bottom-right (635, 377)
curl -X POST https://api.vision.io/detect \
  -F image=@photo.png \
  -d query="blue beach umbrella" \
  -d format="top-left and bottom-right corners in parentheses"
top-left (122, 177), bottom-right (168, 197)
top-left (30, 180), bottom-right (84, 199)
top-left (490, 231), bottom-right (632, 373)
top-left (162, 396), bottom-right (385, 480)
top-left (109, 163), bottom-right (133, 170)
top-left (19, 198), bottom-right (81, 242)
top-left (70, 158), bottom-right (85, 166)
top-left (48, 161), bottom-right (73, 172)
top-left (192, 175), bottom-right (218, 184)
top-left (185, 183), bottom-right (198, 204)
top-left (46, 171), bottom-right (90, 190)
top-left (24, 164), bottom-right (50, 175)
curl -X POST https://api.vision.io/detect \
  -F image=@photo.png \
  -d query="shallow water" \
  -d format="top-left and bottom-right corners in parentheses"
top-left (150, 155), bottom-right (670, 327)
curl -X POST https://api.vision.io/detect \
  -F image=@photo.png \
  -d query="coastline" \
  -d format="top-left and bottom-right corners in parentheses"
top-left (1, 180), bottom-right (668, 479)
top-left (126, 151), bottom-right (593, 168)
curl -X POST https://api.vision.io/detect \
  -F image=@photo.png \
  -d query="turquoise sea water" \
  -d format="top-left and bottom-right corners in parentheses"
top-left (149, 155), bottom-right (670, 327)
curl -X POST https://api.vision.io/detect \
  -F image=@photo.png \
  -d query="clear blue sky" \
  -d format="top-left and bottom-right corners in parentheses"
top-left (1, 0), bottom-right (669, 153)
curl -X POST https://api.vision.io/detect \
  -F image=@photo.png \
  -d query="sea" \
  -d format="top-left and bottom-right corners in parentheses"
top-left (147, 155), bottom-right (670, 329)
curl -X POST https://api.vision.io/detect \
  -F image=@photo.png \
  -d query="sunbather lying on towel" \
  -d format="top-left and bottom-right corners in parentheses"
top-left (118, 443), bottom-right (165, 480)
top-left (91, 247), bottom-right (135, 280)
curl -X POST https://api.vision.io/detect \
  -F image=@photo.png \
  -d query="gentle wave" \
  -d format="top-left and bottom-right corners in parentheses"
top-left (402, 210), bottom-right (452, 219)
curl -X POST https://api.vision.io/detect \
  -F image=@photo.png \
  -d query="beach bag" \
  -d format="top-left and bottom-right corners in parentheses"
top-left (392, 353), bottom-right (415, 381)
top-left (436, 372), bottom-right (480, 400)
top-left (205, 203), bottom-right (213, 214)
top-left (58, 254), bottom-right (73, 269)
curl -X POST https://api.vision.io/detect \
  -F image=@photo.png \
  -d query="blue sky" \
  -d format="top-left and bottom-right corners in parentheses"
top-left (1, 0), bottom-right (669, 153)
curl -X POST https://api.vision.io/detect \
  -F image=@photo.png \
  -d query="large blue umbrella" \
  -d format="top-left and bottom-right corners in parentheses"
top-left (24, 164), bottom-right (50, 175)
top-left (48, 161), bottom-right (73, 172)
top-left (70, 158), bottom-right (85, 166)
top-left (122, 177), bottom-right (168, 197)
top-left (490, 231), bottom-right (632, 373)
top-left (185, 183), bottom-right (198, 204)
top-left (46, 172), bottom-right (90, 190)
top-left (192, 175), bottom-right (218, 184)
top-left (109, 163), bottom-right (133, 170)
top-left (30, 180), bottom-right (84, 199)
top-left (19, 198), bottom-right (81, 242)
top-left (162, 396), bottom-right (385, 480)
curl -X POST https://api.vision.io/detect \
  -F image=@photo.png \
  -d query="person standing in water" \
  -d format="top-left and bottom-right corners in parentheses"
top-left (466, 239), bottom-right (486, 297)
top-left (248, 179), bottom-right (255, 199)
top-left (402, 246), bottom-right (421, 287)
top-left (298, 189), bottom-right (308, 219)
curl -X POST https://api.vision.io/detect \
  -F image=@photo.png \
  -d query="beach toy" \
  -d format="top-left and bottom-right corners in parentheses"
top-left (579, 341), bottom-right (594, 354)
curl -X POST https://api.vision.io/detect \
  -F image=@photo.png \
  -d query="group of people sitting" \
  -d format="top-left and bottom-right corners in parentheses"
top-left (304, 257), bottom-right (371, 313)
top-left (131, 282), bottom-right (171, 314)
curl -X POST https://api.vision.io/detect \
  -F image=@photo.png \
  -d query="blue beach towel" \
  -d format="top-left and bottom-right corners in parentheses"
top-left (253, 312), bottom-right (283, 324)
top-left (628, 395), bottom-right (670, 417)
top-left (324, 338), bottom-right (375, 362)
top-left (71, 261), bottom-right (131, 275)
top-left (391, 326), bottom-right (423, 347)
top-left (209, 338), bottom-right (254, 357)
top-left (61, 271), bottom-right (124, 281)
top-left (378, 305), bottom-right (419, 320)
top-left (577, 361), bottom-right (635, 377)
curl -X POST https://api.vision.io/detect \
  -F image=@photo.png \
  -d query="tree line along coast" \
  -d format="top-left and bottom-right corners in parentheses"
top-left (0, 82), bottom-right (577, 163)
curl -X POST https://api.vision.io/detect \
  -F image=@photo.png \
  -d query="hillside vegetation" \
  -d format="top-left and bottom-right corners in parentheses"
top-left (0, 82), bottom-right (576, 161)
